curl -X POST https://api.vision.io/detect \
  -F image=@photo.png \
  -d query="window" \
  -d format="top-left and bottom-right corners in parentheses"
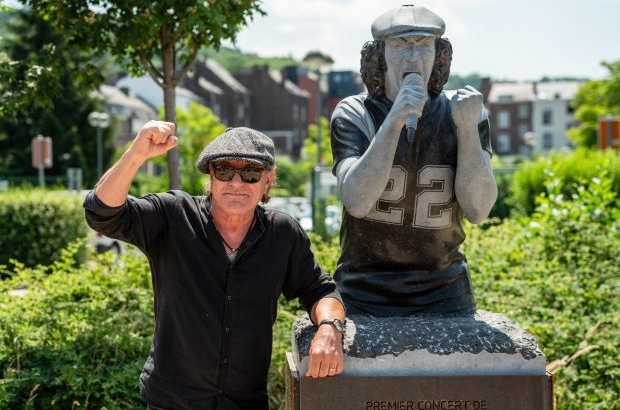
top-left (237, 103), bottom-right (245, 120)
top-left (498, 95), bottom-right (513, 103)
top-left (518, 104), bottom-right (529, 119)
top-left (543, 133), bottom-right (553, 149)
top-left (497, 111), bottom-right (511, 128)
top-left (497, 134), bottom-right (511, 154)
top-left (543, 109), bottom-right (553, 125)
top-left (292, 104), bottom-right (299, 121)
top-left (301, 106), bottom-right (307, 122)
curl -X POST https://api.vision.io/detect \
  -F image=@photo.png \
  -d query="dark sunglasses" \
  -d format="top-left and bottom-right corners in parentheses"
top-left (212, 165), bottom-right (266, 184)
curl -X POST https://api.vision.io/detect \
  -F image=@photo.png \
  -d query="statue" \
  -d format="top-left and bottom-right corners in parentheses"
top-left (329, 4), bottom-right (497, 316)
top-left (288, 10), bottom-right (550, 410)
top-left (291, 10), bottom-right (550, 409)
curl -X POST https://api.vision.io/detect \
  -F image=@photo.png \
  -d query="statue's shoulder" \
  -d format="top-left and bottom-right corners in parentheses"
top-left (334, 92), bottom-right (369, 113)
top-left (331, 93), bottom-right (376, 141)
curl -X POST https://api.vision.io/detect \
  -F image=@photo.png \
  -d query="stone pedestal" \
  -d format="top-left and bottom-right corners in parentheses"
top-left (286, 310), bottom-right (553, 410)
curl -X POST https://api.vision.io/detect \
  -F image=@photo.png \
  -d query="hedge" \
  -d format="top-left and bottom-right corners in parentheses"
top-left (0, 189), bottom-right (88, 269)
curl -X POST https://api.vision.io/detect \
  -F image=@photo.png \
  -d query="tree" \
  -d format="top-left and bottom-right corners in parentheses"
top-left (21, 0), bottom-right (265, 189)
top-left (0, 5), bottom-right (102, 122)
top-left (568, 60), bottom-right (620, 149)
top-left (0, 8), bottom-right (109, 187)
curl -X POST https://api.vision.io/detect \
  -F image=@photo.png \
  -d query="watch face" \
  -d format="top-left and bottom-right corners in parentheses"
top-left (333, 319), bottom-right (345, 332)
top-left (321, 319), bottom-right (346, 333)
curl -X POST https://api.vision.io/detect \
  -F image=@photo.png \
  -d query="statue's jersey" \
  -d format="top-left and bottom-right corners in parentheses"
top-left (330, 92), bottom-right (491, 316)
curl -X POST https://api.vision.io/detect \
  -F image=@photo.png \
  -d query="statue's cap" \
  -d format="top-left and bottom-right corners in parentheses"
top-left (371, 5), bottom-right (445, 40)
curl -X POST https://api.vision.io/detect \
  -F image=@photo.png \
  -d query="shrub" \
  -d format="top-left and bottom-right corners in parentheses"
top-left (465, 175), bottom-right (620, 409)
top-left (509, 149), bottom-right (620, 216)
top-left (1, 175), bottom-right (618, 409)
top-left (0, 189), bottom-right (88, 269)
top-left (0, 244), bottom-right (153, 409)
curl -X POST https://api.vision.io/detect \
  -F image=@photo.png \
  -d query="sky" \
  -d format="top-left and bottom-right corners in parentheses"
top-left (226, 0), bottom-right (620, 82)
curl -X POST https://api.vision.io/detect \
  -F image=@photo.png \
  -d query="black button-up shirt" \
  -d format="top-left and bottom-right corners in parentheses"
top-left (84, 190), bottom-right (340, 410)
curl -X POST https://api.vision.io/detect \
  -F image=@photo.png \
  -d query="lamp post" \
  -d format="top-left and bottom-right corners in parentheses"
top-left (303, 51), bottom-right (333, 235)
top-left (88, 111), bottom-right (111, 179)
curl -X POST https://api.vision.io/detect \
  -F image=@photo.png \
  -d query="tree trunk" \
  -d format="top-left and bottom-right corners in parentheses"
top-left (161, 26), bottom-right (181, 190)
top-left (163, 84), bottom-right (181, 190)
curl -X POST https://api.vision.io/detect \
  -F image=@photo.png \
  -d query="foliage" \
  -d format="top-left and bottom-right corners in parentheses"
top-left (271, 157), bottom-right (309, 198)
top-left (0, 8), bottom-right (111, 187)
top-left (567, 60), bottom-right (620, 149)
top-left (1, 172), bottom-right (618, 409)
top-left (0, 244), bottom-right (153, 409)
top-left (508, 148), bottom-right (620, 216)
top-left (465, 175), bottom-right (620, 409)
top-left (445, 73), bottom-right (482, 91)
top-left (202, 46), bottom-right (298, 75)
top-left (300, 116), bottom-right (333, 173)
top-left (0, 189), bottom-right (87, 268)
top-left (171, 102), bottom-right (227, 195)
top-left (19, 0), bottom-right (265, 190)
top-left (488, 154), bottom-right (518, 220)
top-left (0, 7), bottom-right (103, 121)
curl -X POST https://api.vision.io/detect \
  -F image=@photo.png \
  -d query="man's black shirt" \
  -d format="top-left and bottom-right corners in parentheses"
top-left (84, 190), bottom-right (340, 410)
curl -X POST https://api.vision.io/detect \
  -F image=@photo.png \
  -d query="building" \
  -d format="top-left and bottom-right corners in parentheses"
top-left (90, 84), bottom-right (157, 148)
top-left (235, 65), bottom-right (310, 160)
top-left (183, 58), bottom-right (251, 128)
top-left (531, 81), bottom-right (580, 152)
top-left (114, 75), bottom-right (202, 114)
top-left (326, 70), bottom-right (365, 118)
top-left (487, 80), bottom-right (582, 157)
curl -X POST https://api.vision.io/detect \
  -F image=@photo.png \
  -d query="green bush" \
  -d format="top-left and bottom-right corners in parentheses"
top-left (1, 175), bottom-right (618, 409)
top-left (489, 166), bottom-right (516, 219)
top-left (0, 244), bottom-right (153, 409)
top-left (509, 149), bottom-right (620, 216)
top-left (0, 189), bottom-right (88, 268)
top-left (465, 175), bottom-right (620, 409)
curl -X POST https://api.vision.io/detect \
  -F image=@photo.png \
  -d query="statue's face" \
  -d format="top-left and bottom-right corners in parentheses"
top-left (384, 35), bottom-right (436, 101)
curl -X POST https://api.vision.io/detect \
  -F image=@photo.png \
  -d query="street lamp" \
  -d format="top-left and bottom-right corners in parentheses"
top-left (303, 51), bottom-right (333, 235)
top-left (88, 111), bottom-right (111, 179)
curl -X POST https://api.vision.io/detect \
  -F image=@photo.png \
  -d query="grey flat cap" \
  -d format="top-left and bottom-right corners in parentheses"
top-left (196, 127), bottom-right (275, 174)
top-left (372, 5), bottom-right (445, 40)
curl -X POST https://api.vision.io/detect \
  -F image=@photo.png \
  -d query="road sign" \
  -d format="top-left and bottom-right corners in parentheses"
top-left (598, 117), bottom-right (620, 150)
top-left (32, 136), bottom-right (53, 168)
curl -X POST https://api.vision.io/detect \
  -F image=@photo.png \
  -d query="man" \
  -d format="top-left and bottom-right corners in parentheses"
top-left (330, 5), bottom-right (498, 316)
top-left (84, 122), bottom-right (345, 410)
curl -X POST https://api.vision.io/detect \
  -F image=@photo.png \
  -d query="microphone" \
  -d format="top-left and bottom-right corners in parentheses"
top-left (403, 73), bottom-right (422, 143)
top-left (406, 116), bottom-right (417, 143)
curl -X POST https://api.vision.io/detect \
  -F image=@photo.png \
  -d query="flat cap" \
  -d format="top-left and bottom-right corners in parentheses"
top-left (371, 5), bottom-right (445, 40)
top-left (196, 127), bottom-right (275, 174)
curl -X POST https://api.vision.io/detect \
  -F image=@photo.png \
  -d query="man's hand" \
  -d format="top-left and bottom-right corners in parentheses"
top-left (305, 322), bottom-right (344, 378)
top-left (449, 85), bottom-right (483, 131)
top-left (94, 120), bottom-right (178, 207)
top-left (128, 120), bottom-right (178, 162)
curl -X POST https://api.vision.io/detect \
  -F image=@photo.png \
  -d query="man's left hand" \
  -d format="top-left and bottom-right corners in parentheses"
top-left (305, 324), bottom-right (344, 378)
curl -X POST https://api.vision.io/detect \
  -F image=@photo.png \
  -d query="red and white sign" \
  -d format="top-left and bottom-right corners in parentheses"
top-left (32, 136), bottom-right (53, 169)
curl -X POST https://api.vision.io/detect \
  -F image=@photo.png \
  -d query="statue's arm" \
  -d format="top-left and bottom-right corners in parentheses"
top-left (333, 115), bottom-right (402, 219)
top-left (451, 87), bottom-right (498, 223)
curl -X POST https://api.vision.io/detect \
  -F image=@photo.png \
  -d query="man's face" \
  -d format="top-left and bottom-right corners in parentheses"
top-left (209, 159), bottom-right (274, 216)
top-left (384, 35), bottom-right (436, 101)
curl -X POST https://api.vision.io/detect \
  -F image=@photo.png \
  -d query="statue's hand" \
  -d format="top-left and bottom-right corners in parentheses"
top-left (449, 85), bottom-right (483, 131)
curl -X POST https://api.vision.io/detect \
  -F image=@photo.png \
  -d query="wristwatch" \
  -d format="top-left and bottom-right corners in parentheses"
top-left (318, 318), bottom-right (346, 335)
